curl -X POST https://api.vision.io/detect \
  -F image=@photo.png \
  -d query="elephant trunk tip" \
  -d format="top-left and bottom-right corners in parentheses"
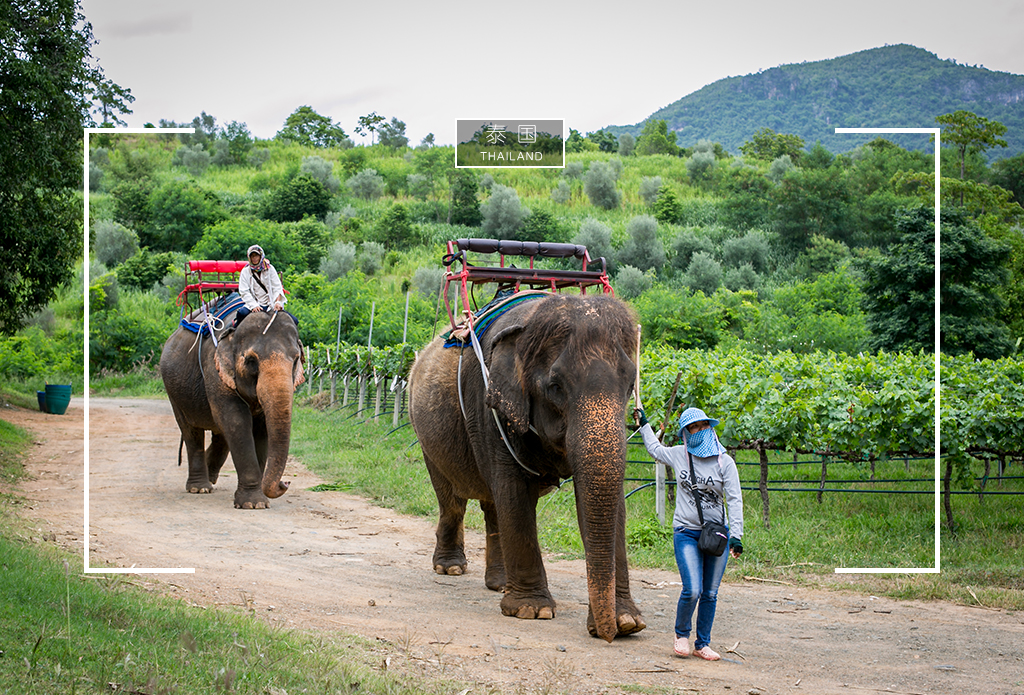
top-left (263, 479), bottom-right (290, 499)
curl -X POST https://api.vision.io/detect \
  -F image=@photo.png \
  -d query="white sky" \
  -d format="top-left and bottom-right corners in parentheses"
top-left (82, 0), bottom-right (1024, 146)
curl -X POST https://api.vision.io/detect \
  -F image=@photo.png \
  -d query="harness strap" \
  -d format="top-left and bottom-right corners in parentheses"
top-left (457, 314), bottom-right (540, 477)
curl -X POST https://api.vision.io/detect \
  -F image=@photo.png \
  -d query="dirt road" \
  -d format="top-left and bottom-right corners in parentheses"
top-left (4, 397), bottom-right (1023, 694)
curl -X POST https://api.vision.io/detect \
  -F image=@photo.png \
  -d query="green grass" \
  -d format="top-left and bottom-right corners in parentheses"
top-left (292, 399), bottom-right (1024, 610)
top-left (0, 407), bottom-right (470, 695)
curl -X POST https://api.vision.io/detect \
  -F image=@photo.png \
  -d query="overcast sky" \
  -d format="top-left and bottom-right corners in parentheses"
top-left (82, 0), bottom-right (1024, 146)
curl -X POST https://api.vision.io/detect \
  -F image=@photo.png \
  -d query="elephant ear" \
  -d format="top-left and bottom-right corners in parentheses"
top-left (214, 332), bottom-right (238, 391)
top-left (485, 325), bottom-right (530, 435)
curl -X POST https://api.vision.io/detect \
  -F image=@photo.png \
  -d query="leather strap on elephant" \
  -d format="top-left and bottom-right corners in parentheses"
top-left (456, 319), bottom-right (540, 477)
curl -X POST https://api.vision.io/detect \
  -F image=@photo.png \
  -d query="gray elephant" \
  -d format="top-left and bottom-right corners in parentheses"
top-left (159, 308), bottom-right (304, 509)
top-left (408, 293), bottom-right (646, 642)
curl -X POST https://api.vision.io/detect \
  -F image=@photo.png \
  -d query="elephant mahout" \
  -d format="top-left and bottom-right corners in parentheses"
top-left (408, 292), bottom-right (646, 642)
top-left (159, 303), bottom-right (305, 509)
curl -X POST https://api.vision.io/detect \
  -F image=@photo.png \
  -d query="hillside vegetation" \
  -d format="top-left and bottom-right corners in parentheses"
top-left (607, 44), bottom-right (1024, 157)
top-left (2, 106), bottom-right (1022, 398)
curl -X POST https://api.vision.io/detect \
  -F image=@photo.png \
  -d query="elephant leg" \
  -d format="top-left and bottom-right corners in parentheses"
top-left (180, 426), bottom-right (214, 494)
top-left (216, 405), bottom-right (268, 509)
top-left (586, 493), bottom-right (646, 637)
top-left (253, 416), bottom-right (269, 475)
top-left (206, 433), bottom-right (229, 485)
top-left (425, 455), bottom-right (468, 575)
top-left (495, 481), bottom-right (555, 620)
top-left (481, 500), bottom-right (506, 591)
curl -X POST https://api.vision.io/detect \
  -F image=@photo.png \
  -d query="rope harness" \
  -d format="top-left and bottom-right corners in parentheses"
top-left (448, 291), bottom-right (548, 477)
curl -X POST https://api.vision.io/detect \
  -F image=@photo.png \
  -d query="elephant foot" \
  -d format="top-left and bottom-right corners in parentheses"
top-left (234, 489), bottom-right (270, 510)
top-left (586, 600), bottom-right (646, 638)
top-left (501, 592), bottom-right (555, 620)
top-left (484, 565), bottom-right (506, 592)
top-left (432, 548), bottom-right (467, 577)
top-left (185, 481), bottom-right (214, 494)
top-left (434, 563), bottom-right (465, 576)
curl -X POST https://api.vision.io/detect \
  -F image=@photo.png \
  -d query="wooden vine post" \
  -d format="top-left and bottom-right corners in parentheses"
top-left (757, 440), bottom-right (771, 529)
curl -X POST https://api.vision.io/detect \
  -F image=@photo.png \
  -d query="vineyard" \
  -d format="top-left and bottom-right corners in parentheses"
top-left (302, 341), bottom-right (1024, 529)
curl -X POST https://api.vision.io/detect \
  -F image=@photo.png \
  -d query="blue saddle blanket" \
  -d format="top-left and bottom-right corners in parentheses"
top-left (180, 292), bottom-right (245, 336)
top-left (443, 290), bottom-right (548, 348)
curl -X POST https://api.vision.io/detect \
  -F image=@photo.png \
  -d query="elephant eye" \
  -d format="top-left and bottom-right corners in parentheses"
top-left (546, 380), bottom-right (564, 402)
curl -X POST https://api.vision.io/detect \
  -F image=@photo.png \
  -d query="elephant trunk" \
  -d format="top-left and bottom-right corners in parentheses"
top-left (568, 394), bottom-right (627, 643)
top-left (257, 360), bottom-right (294, 499)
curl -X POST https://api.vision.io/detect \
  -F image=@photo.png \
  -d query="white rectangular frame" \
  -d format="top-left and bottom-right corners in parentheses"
top-left (833, 127), bottom-right (941, 574)
top-left (83, 127), bottom-right (196, 574)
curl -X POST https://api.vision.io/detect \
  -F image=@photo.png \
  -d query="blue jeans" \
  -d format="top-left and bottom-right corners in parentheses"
top-left (673, 526), bottom-right (729, 649)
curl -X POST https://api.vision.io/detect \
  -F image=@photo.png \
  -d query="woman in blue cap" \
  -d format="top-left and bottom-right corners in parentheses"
top-left (634, 405), bottom-right (744, 661)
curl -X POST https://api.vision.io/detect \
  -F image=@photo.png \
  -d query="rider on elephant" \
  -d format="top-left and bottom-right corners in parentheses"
top-left (234, 244), bottom-right (296, 328)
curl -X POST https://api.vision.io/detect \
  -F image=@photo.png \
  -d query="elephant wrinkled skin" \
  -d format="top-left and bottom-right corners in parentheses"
top-left (159, 309), bottom-right (305, 509)
top-left (408, 293), bottom-right (646, 642)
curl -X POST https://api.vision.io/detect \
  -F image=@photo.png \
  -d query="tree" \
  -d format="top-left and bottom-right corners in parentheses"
top-left (378, 117), bottom-right (409, 149)
top-left (319, 241), bottom-right (356, 281)
top-left (584, 161), bottom-right (621, 209)
top-left (721, 231), bottom-right (770, 273)
top-left (639, 176), bottom-right (662, 206)
top-left (276, 106), bottom-right (348, 148)
top-left (614, 265), bottom-right (653, 299)
top-left (634, 120), bottom-right (678, 156)
top-left (93, 220), bottom-right (139, 267)
top-left (449, 171), bottom-right (482, 227)
top-left (617, 215), bottom-right (665, 272)
top-left (223, 120), bottom-right (254, 163)
top-left (618, 133), bottom-right (635, 157)
top-left (1, 0), bottom-right (133, 333)
top-left (481, 185), bottom-right (529, 240)
top-left (739, 127), bottom-right (805, 162)
top-left (683, 252), bottom-right (722, 295)
top-left (263, 174), bottom-right (332, 223)
top-left (145, 181), bottom-right (226, 251)
top-left (573, 219), bottom-right (615, 268)
top-left (345, 168), bottom-right (385, 201)
top-left (860, 207), bottom-right (1013, 358)
top-left (191, 219), bottom-right (307, 275)
top-left (300, 155), bottom-right (341, 194)
top-left (374, 203), bottom-right (418, 247)
top-left (935, 110), bottom-right (1008, 181)
top-left (355, 112), bottom-right (386, 145)
top-left (653, 187), bottom-right (683, 225)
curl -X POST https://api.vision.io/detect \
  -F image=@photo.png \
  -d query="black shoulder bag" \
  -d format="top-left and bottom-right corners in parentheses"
top-left (687, 451), bottom-right (729, 557)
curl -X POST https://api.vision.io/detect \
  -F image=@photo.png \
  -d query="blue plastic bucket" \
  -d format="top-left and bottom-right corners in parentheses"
top-left (44, 384), bottom-right (72, 415)
top-left (37, 391), bottom-right (47, 412)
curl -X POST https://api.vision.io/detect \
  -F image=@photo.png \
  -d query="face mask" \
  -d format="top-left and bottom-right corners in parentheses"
top-left (685, 427), bottom-right (721, 458)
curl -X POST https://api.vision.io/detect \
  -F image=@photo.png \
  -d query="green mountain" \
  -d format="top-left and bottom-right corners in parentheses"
top-left (607, 44), bottom-right (1024, 157)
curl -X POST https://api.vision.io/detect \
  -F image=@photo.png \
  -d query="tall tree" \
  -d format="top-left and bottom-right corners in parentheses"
top-left (859, 207), bottom-right (1013, 358)
top-left (355, 112), bottom-right (386, 146)
top-left (378, 117), bottom-right (409, 149)
top-left (935, 110), bottom-right (1008, 181)
top-left (1, 0), bottom-right (133, 333)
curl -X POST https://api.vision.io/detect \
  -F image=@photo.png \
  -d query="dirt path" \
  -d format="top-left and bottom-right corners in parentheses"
top-left (3, 397), bottom-right (1023, 695)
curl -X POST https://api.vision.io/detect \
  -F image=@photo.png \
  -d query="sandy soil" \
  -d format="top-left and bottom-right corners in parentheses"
top-left (3, 397), bottom-right (1023, 695)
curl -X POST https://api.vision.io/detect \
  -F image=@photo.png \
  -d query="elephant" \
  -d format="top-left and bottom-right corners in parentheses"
top-left (159, 307), bottom-right (305, 509)
top-left (407, 292), bottom-right (646, 642)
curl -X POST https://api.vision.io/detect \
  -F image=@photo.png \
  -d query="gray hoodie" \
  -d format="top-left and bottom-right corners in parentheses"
top-left (639, 423), bottom-right (744, 538)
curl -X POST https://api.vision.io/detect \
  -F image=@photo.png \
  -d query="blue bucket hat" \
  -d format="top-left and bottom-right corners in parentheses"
top-left (678, 407), bottom-right (719, 432)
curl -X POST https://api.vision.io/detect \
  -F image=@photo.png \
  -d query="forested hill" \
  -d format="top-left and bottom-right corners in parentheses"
top-left (607, 44), bottom-right (1024, 156)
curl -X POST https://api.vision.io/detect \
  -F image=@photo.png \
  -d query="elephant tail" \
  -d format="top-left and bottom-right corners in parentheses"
top-left (177, 437), bottom-right (183, 467)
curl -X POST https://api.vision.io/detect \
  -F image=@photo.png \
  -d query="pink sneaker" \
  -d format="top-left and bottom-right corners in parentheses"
top-left (673, 637), bottom-right (690, 657)
top-left (693, 645), bottom-right (721, 661)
